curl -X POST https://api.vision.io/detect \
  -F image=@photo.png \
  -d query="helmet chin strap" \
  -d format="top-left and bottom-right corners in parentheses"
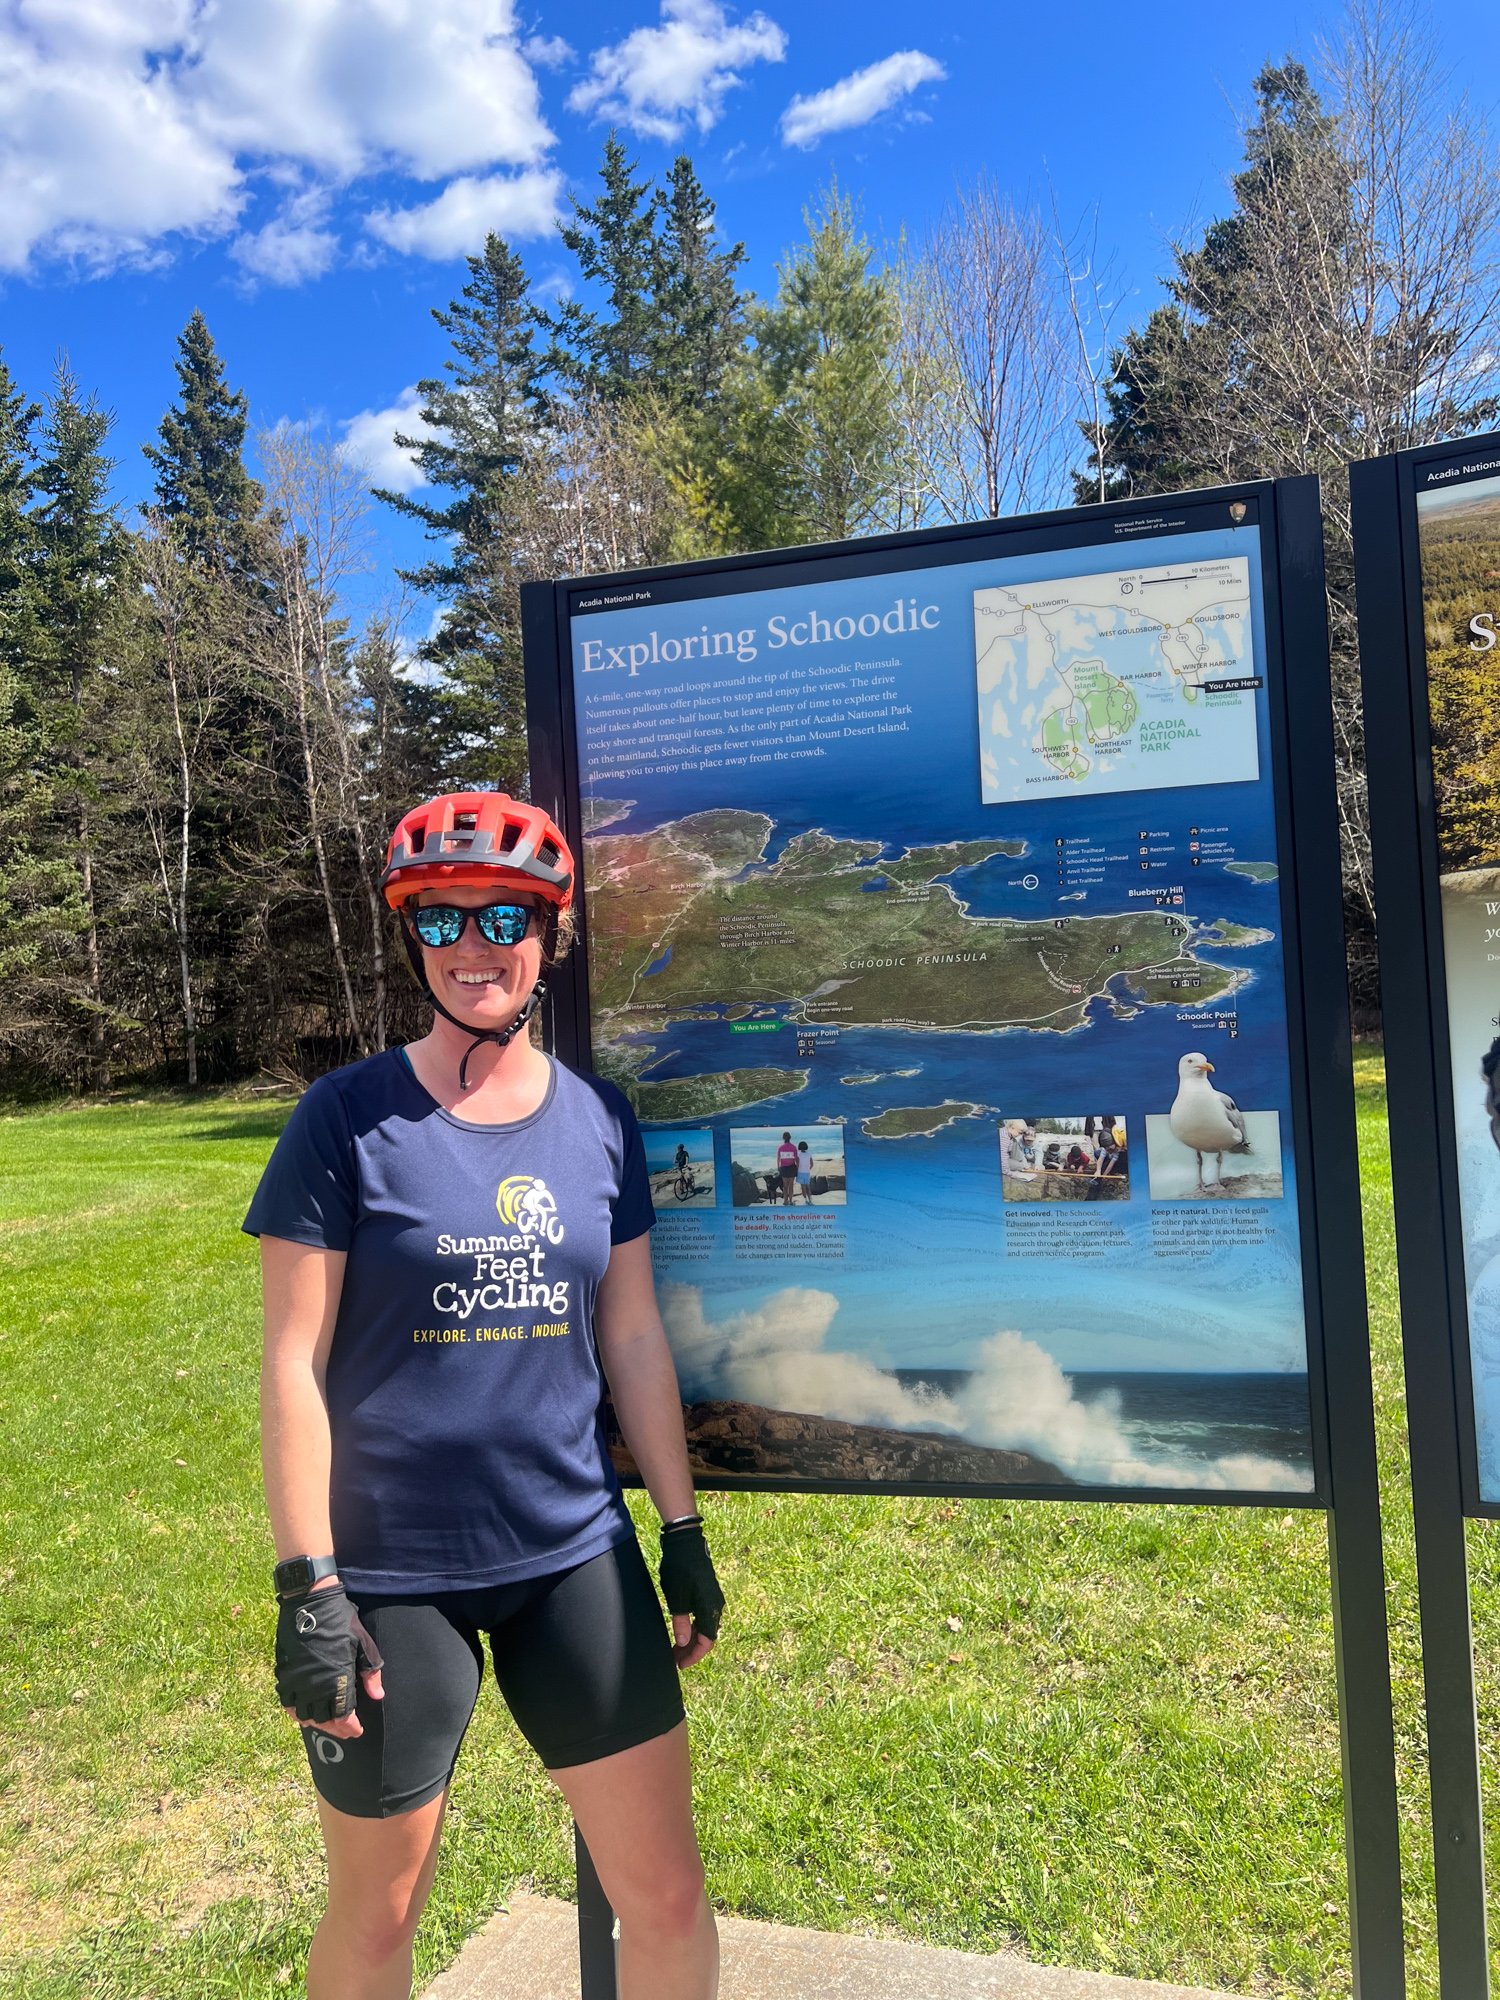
top-left (400, 923), bottom-right (548, 1089)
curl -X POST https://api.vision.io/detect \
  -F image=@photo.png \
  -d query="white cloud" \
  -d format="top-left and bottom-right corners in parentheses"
top-left (230, 186), bottom-right (338, 285)
top-left (0, 0), bottom-right (557, 275)
top-left (365, 169), bottom-right (564, 258)
top-left (0, 21), bottom-right (241, 271)
top-left (780, 48), bottom-right (945, 150)
top-left (339, 387), bottom-right (439, 493)
top-left (189, 0), bottom-right (554, 182)
top-left (523, 32), bottom-right (574, 67)
top-left (568, 0), bottom-right (786, 142)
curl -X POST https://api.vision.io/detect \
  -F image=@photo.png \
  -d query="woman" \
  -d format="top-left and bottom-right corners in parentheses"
top-left (796, 1140), bottom-right (813, 1205)
top-left (776, 1131), bottom-right (799, 1205)
top-left (246, 792), bottom-right (724, 2000)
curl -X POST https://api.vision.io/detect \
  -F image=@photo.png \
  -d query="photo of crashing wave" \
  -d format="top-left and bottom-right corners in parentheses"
top-left (650, 1284), bottom-right (1315, 1494)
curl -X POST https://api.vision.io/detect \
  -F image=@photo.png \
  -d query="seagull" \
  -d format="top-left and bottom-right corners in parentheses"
top-left (1168, 1051), bottom-right (1251, 1192)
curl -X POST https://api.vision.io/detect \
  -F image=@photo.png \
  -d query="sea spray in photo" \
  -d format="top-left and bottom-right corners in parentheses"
top-left (659, 1284), bottom-right (1312, 1492)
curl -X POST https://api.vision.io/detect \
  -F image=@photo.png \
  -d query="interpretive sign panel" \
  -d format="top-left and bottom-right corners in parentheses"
top-left (1355, 432), bottom-right (1500, 1516)
top-left (525, 483), bottom-right (1335, 1502)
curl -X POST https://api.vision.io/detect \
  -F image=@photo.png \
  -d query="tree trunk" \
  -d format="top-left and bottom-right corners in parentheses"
top-left (292, 665), bottom-right (363, 1053)
top-left (78, 811), bottom-right (105, 1091)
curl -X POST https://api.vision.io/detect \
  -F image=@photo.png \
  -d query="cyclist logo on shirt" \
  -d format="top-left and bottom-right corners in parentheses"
top-left (496, 1175), bottom-right (564, 1245)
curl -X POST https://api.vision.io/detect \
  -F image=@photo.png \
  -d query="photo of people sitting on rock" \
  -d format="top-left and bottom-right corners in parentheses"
top-left (1000, 1115), bottom-right (1130, 1202)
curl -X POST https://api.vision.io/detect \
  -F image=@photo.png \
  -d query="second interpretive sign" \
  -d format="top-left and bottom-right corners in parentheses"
top-left (527, 485), bottom-right (1331, 1502)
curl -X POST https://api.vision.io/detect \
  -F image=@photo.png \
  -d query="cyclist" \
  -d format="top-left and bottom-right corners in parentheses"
top-left (246, 791), bottom-right (724, 2000)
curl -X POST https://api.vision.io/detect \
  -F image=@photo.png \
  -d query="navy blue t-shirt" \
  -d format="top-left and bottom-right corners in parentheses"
top-left (244, 1052), bottom-right (654, 1593)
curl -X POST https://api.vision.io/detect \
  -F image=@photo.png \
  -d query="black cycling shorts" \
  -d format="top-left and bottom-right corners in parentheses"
top-left (302, 1537), bottom-right (686, 1819)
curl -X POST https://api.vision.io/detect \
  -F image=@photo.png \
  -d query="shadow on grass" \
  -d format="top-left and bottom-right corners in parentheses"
top-left (185, 1113), bottom-right (295, 1142)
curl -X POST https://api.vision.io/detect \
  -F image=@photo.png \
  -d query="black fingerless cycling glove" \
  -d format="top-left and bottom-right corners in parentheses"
top-left (658, 1518), bottom-right (724, 1641)
top-left (273, 1586), bottom-right (383, 1723)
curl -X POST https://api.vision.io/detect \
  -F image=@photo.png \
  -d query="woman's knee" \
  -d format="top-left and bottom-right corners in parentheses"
top-left (318, 1793), bottom-right (446, 1962)
top-left (615, 1852), bottom-right (708, 1942)
top-left (322, 1896), bottom-right (426, 1971)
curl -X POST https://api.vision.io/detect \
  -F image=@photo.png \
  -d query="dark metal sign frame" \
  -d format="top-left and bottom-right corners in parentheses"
top-left (1353, 437), bottom-right (1495, 1995)
top-left (524, 475), bottom-right (1404, 1996)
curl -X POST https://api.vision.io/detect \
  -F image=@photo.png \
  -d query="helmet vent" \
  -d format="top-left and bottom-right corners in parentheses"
top-left (498, 822), bottom-right (520, 853)
top-left (538, 837), bottom-right (559, 866)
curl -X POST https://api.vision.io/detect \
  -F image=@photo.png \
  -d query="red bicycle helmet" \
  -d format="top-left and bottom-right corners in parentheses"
top-left (380, 792), bottom-right (574, 911)
top-left (382, 792), bottom-right (576, 1088)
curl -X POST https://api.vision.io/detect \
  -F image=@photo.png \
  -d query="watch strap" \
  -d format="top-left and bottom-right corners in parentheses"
top-left (273, 1553), bottom-right (339, 1600)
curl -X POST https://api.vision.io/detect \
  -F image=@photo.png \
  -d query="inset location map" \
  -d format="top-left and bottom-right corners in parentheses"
top-left (974, 554), bottom-right (1259, 804)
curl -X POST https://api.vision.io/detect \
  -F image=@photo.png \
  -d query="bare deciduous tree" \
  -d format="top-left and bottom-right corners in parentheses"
top-left (901, 179), bottom-right (1078, 523)
top-left (258, 425), bottom-right (379, 1051)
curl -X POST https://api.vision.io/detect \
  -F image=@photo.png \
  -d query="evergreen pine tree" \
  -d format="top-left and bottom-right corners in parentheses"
top-left (0, 352), bottom-right (77, 1009)
top-left (31, 361), bottom-right (128, 1083)
top-left (1077, 62), bottom-right (1352, 500)
top-left (651, 155), bottom-right (749, 402)
top-left (376, 233), bottom-right (548, 789)
top-left (143, 311), bottom-right (265, 573)
top-left (723, 187), bottom-right (900, 546)
top-left (0, 353), bottom-right (39, 659)
top-left (548, 134), bottom-right (663, 398)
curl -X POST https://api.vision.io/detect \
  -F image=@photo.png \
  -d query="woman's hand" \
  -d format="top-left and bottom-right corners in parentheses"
top-left (658, 1519), bottom-right (724, 1670)
top-left (275, 1580), bottom-right (385, 1739)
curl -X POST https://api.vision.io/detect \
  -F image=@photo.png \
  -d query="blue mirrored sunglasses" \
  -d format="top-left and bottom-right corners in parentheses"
top-left (409, 902), bottom-right (535, 949)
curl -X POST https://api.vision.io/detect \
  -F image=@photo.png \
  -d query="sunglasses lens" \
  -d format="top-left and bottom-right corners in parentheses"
top-left (476, 904), bottom-right (531, 946)
top-left (413, 906), bottom-right (464, 947)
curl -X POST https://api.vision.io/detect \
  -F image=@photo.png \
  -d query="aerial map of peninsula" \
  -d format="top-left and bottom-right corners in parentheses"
top-left (587, 805), bottom-right (1251, 1119)
top-left (973, 554), bottom-right (1260, 803)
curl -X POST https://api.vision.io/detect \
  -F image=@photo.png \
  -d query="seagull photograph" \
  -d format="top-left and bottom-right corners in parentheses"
top-left (1145, 1051), bottom-right (1284, 1200)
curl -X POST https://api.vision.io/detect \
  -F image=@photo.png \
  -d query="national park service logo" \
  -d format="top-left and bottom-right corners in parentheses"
top-left (497, 1173), bottom-right (564, 1244)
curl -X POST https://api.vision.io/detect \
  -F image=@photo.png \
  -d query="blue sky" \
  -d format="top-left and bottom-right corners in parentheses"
top-left (3, 0), bottom-right (1498, 623)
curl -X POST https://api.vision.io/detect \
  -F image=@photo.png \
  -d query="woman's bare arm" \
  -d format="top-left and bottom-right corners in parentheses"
top-left (259, 1236), bottom-right (347, 1563)
top-left (259, 1236), bottom-right (383, 1735)
top-left (594, 1233), bottom-right (714, 1665)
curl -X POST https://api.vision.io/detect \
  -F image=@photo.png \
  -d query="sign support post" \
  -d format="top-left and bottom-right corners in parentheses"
top-left (574, 1825), bottom-right (618, 2000)
top-left (1277, 477), bottom-right (1405, 1997)
top-left (1352, 450), bottom-right (1490, 1996)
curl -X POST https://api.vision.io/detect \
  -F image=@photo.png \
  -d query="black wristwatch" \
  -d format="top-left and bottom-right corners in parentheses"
top-left (273, 1553), bottom-right (339, 1601)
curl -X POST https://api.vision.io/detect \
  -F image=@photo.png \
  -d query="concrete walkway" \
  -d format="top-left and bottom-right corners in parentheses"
top-left (421, 1894), bottom-right (1245, 2000)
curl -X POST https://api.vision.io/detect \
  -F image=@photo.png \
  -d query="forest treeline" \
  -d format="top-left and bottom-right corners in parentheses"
top-left (3, 1), bottom-right (1497, 1091)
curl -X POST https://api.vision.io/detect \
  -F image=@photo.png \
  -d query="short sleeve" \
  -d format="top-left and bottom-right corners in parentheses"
top-left (609, 1094), bottom-right (656, 1244)
top-left (242, 1077), bottom-right (357, 1251)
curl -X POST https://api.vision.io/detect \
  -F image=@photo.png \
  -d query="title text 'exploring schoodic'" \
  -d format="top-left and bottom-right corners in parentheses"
top-left (578, 597), bottom-right (941, 676)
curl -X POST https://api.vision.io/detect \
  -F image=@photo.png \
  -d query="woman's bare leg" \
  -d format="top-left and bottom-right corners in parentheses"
top-left (552, 1721), bottom-right (717, 2000)
top-left (307, 1790), bottom-right (448, 2000)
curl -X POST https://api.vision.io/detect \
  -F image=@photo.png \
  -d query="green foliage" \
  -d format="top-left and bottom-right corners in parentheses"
top-left (651, 154), bottom-right (750, 404)
top-left (378, 233), bottom-right (549, 791)
top-left (714, 186), bottom-right (901, 548)
top-left (143, 312), bottom-right (265, 575)
top-left (550, 133), bottom-right (662, 398)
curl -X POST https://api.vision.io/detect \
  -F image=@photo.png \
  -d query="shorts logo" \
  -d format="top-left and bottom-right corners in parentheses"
top-left (496, 1174), bottom-right (563, 1244)
top-left (295, 1607), bottom-right (318, 1635)
top-left (313, 1733), bottom-right (344, 1765)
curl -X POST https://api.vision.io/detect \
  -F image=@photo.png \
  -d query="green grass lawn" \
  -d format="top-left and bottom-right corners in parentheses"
top-left (0, 1059), bottom-right (1489, 1996)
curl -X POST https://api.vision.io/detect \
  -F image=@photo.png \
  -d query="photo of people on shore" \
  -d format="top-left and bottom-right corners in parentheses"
top-left (730, 1125), bottom-right (847, 1207)
top-left (644, 1126), bottom-right (716, 1207)
top-left (1000, 1115), bottom-right (1129, 1202)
